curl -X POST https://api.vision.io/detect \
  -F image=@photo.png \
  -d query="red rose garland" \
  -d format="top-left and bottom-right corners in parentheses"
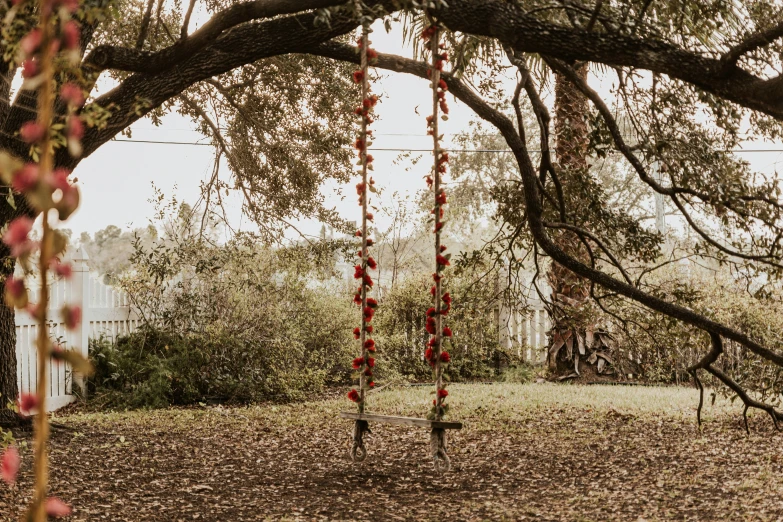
top-left (422, 23), bottom-right (452, 421)
top-left (347, 21), bottom-right (380, 412)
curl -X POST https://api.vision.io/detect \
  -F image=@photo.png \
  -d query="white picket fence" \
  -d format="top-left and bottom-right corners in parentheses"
top-left (498, 298), bottom-right (551, 363)
top-left (15, 246), bottom-right (139, 411)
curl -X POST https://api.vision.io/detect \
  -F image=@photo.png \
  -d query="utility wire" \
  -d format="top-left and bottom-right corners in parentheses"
top-left (109, 138), bottom-right (783, 154)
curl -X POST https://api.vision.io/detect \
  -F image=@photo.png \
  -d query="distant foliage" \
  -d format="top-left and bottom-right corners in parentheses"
top-left (372, 272), bottom-right (500, 383)
top-left (610, 264), bottom-right (783, 403)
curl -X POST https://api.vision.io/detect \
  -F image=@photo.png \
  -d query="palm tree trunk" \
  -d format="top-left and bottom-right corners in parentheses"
top-left (546, 64), bottom-right (597, 375)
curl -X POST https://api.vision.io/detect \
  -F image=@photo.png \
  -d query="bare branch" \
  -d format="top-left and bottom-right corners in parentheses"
top-left (135, 0), bottom-right (156, 49)
top-left (181, 0), bottom-right (198, 39)
top-left (722, 20), bottom-right (783, 69)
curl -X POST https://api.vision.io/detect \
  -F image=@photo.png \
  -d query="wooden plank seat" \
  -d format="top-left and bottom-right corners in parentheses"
top-left (340, 412), bottom-right (461, 473)
top-left (339, 411), bottom-right (462, 430)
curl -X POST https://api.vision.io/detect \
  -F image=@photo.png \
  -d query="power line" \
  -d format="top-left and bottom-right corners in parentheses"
top-left (109, 138), bottom-right (783, 154)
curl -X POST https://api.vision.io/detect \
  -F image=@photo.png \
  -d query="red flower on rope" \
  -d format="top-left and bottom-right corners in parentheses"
top-left (437, 389), bottom-right (448, 399)
top-left (425, 317), bottom-right (437, 335)
top-left (440, 351), bottom-right (451, 363)
top-left (348, 389), bottom-right (360, 402)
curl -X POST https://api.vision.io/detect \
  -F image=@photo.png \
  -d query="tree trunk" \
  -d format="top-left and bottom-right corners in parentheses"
top-left (0, 244), bottom-right (18, 425)
top-left (546, 65), bottom-right (606, 376)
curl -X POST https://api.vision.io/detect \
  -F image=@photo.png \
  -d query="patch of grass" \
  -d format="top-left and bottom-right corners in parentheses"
top-left (63, 382), bottom-right (743, 435)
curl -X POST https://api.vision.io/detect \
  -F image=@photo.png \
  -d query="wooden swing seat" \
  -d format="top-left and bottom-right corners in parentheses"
top-left (339, 411), bottom-right (462, 430)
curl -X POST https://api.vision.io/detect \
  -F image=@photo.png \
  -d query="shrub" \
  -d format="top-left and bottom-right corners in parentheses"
top-left (608, 262), bottom-right (783, 402)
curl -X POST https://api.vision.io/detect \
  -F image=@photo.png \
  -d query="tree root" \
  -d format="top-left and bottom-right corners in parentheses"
top-left (688, 333), bottom-right (783, 435)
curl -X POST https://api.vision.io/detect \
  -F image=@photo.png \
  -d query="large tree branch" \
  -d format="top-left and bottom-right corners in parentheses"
top-left (428, 0), bottom-right (783, 119)
top-left (84, 0), bottom-right (347, 74)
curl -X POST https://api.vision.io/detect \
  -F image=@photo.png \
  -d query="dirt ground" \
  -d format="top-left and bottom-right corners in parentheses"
top-left (1, 383), bottom-right (782, 521)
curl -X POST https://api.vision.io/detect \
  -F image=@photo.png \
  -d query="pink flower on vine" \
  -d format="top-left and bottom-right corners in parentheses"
top-left (60, 83), bottom-right (85, 107)
top-left (61, 305), bottom-right (81, 330)
top-left (20, 121), bottom-right (45, 144)
top-left (3, 217), bottom-right (34, 256)
top-left (51, 260), bottom-right (73, 279)
top-left (21, 59), bottom-right (38, 78)
top-left (5, 276), bottom-right (25, 300)
top-left (18, 392), bottom-right (38, 416)
top-left (62, 21), bottom-right (80, 50)
top-left (0, 446), bottom-right (19, 484)
top-left (20, 28), bottom-right (42, 56)
top-left (12, 164), bottom-right (39, 192)
top-left (45, 497), bottom-right (72, 517)
top-left (67, 116), bottom-right (84, 140)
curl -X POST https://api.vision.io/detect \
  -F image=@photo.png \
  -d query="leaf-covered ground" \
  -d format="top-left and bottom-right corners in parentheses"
top-left (2, 383), bottom-right (783, 521)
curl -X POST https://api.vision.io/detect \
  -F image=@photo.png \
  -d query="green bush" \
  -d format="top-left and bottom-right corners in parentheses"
top-left (608, 263), bottom-right (783, 402)
top-left (372, 273), bottom-right (499, 383)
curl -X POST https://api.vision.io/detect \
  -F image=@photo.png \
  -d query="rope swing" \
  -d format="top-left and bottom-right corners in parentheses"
top-left (340, 10), bottom-right (461, 475)
top-left (421, 18), bottom-right (453, 474)
top-left (346, 3), bottom-right (379, 462)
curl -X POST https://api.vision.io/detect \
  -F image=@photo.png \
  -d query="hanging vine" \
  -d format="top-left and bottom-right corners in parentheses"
top-left (347, 7), bottom-right (380, 414)
top-left (0, 0), bottom-right (91, 519)
top-left (421, 21), bottom-right (452, 422)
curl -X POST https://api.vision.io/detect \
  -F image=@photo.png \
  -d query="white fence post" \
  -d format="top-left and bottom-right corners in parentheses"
top-left (69, 246), bottom-right (91, 397)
